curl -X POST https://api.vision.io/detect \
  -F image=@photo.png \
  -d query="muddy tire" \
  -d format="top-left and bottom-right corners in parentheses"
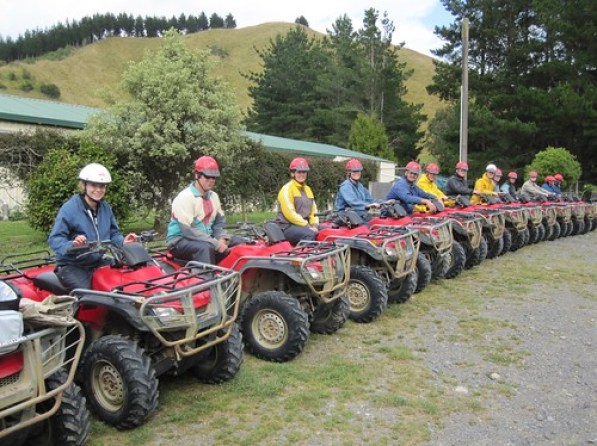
top-left (500, 228), bottom-right (512, 254)
top-left (310, 294), bottom-right (350, 334)
top-left (571, 218), bottom-right (584, 236)
top-left (190, 322), bottom-right (243, 384)
top-left (414, 255), bottom-right (432, 293)
top-left (80, 336), bottom-right (159, 429)
top-left (548, 221), bottom-right (560, 241)
top-left (29, 369), bottom-right (90, 446)
top-left (510, 229), bottom-right (526, 252)
top-left (485, 234), bottom-right (503, 259)
top-left (240, 291), bottom-right (309, 362)
top-left (465, 237), bottom-right (485, 269)
top-left (387, 271), bottom-right (417, 304)
top-left (528, 225), bottom-right (540, 244)
top-left (542, 222), bottom-right (552, 241)
top-left (346, 266), bottom-right (388, 323)
top-left (445, 240), bottom-right (466, 279)
top-left (582, 216), bottom-right (591, 234)
top-left (430, 252), bottom-right (449, 280)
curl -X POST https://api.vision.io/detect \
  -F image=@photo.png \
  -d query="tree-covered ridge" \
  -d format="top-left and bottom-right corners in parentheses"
top-left (427, 0), bottom-right (596, 181)
top-left (0, 11), bottom-right (237, 63)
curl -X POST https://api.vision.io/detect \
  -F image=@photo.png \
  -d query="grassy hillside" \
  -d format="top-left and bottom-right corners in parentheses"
top-left (0, 22), bottom-right (443, 120)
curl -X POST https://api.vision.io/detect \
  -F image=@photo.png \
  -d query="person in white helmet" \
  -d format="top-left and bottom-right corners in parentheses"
top-left (471, 163), bottom-right (502, 204)
top-left (48, 163), bottom-right (137, 292)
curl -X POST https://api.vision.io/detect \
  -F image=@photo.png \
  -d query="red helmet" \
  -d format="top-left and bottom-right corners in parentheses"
top-left (545, 175), bottom-right (555, 183)
top-left (495, 168), bottom-right (502, 176)
top-left (405, 161), bottom-right (421, 174)
top-left (455, 161), bottom-right (469, 170)
top-left (554, 173), bottom-right (564, 181)
top-left (346, 159), bottom-right (363, 172)
top-left (508, 171), bottom-right (518, 179)
top-left (194, 156), bottom-right (220, 177)
top-left (425, 163), bottom-right (440, 174)
top-left (289, 157), bottom-right (310, 172)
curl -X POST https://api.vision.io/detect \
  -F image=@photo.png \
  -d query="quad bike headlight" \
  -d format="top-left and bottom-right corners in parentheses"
top-left (306, 266), bottom-right (322, 281)
top-left (384, 246), bottom-right (398, 259)
top-left (151, 307), bottom-right (186, 327)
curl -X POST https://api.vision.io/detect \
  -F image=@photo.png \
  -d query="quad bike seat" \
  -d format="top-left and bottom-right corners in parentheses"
top-left (31, 272), bottom-right (69, 296)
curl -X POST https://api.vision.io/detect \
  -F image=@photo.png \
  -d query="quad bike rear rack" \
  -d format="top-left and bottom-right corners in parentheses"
top-left (393, 217), bottom-right (454, 256)
top-left (471, 208), bottom-right (506, 239)
top-left (0, 321), bottom-right (85, 440)
top-left (499, 205), bottom-right (530, 231)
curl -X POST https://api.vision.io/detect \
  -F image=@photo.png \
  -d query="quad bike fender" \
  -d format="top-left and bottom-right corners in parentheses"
top-left (237, 261), bottom-right (308, 285)
top-left (77, 294), bottom-right (148, 332)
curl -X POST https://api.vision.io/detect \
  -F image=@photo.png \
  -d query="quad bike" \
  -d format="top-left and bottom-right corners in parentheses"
top-left (153, 222), bottom-right (351, 363)
top-left (410, 199), bottom-right (485, 270)
top-left (369, 202), bottom-right (460, 284)
top-left (0, 232), bottom-right (243, 430)
top-left (316, 209), bottom-right (420, 319)
top-left (0, 278), bottom-right (89, 445)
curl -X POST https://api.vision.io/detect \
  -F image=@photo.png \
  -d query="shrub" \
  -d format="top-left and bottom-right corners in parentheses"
top-left (40, 83), bottom-right (61, 98)
top-left (19, 81), bottom-right (34, 92)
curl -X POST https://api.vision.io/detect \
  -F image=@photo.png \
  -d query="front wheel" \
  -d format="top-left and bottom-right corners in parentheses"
top-left (387, 271), bottom-right (417, 304)
top-left (28, 369), bottom-right (90, 446)
top-left (346, 265), bottom-right (387, 323)
top-left (414, 255), bottom-right (432, 293)
top-left (445, 241), bottom-right (466, 279)
top-left (485, 234), bottom-right (503, 259)
top-left (240, 291), bottom-right (309, 362)
top-left (80, 336), bottom-right (159, 430)
top-left (310, 294), bottom-right (350, 335)
top-left (500, 228), bottom-right (513, 254)
top-left (190, 322), bottom-right (244, 384)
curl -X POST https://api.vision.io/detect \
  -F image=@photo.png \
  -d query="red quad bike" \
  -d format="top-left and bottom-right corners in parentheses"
top-left (475, 194), bottom-right (531, 253)
top-left (154, 222), bottom-right (351, 363)
top-left (0, 233), bottom-right (243, 430)
top-left (410, 199), bottom-right (486, 271)
top-left (369, 202), bottom-right (461, 284)
top-left (0, 276), bottom-right (89, 445)
top-left (444, 195), bottom-right (507, 259)
top-left (315, 209), bottom-right (420, 320)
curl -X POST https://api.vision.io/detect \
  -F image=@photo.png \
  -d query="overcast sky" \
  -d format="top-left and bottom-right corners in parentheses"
top-left (0, 0), bottom-right (454, 57)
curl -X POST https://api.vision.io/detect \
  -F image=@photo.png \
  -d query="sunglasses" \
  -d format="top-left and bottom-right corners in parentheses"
top-left (203, 175), bottom-right (217, 180)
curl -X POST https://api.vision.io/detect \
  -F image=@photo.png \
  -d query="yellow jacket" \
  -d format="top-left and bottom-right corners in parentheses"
top-left (417, 174), bottom-right (447, 199)
top-left (276, 179), bottom-right (318, 227)
top-left (471, 173), bottom-right (497, 204)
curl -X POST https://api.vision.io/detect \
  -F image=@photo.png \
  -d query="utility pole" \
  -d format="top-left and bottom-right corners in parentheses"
top-left (459, 18), bottom-right (469, 163)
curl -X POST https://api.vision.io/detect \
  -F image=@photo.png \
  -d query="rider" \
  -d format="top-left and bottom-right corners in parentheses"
top-left (471, 164), bottom-right (501, 204)
top-left (275, 157), bottom-right (319, 245)
top-left (445, 161), bottom-right (476, 198)
top-left (48, 163), bottom-right (137, 292)
top-left (501, 171), bottom-right (518, 199)
top-left (553, 174), bottom-right (564, 194)
top-left (521, 170), bottom-right (550, 199)
top-left (385, 161), bottom-right (437, 214)
top-left (416, 163), bottom-right (452, 209)
top-left (335, 158), bottom-right (379, 221)
top-left (542, 175), bottom-right (557, 193)
top-left (167, 156), bottom-right (229, 265)
top-left (493, 169), bottom-right (503, 192)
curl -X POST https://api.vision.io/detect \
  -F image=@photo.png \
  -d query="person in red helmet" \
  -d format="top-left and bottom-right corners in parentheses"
top-left (275, 157), bottom-right (319, 245)
top-left (542, 175), bottom-right (557, 193)
top-left (553, 174), bottom-right (564, 194)
top-left (335, 158), bottom-right (379, 221)
top-left (167, 155), bottom-right (229, 264)
top-left (385, 161), bottom-right (437, 214)
top-left (416, 163), bottom-right (452, 209)
top-left (501, 171), bottom-right (518, 198)
top-left (521, 170), bottom-right (549, 198)
top-left (445, 161), bottom-right (476, 197)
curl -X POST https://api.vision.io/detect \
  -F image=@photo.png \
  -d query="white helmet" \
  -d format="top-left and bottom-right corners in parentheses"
top-left (79, 163), bottom-right (112, 184)
top-left (486, 163), bottom-right (497, 173)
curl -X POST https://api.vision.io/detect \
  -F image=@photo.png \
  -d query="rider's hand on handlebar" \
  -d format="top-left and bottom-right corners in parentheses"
top-left (423, 199), bottom-right (437, 213)
top-left (216, 238), bottom-right (228, 253)
top-left (73, 234), bottom-right (87, 246)
top-left (124, 233), bottom-right (138, 244)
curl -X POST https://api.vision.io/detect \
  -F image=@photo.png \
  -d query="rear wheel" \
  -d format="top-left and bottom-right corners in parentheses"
top-left (582, 216), bottom-right (591, 234)
top-left (571, 218), bottom-right (584, 236)
top-left (80, 336), bottom-right (159, 430)
top-left (445, 241), bottom-right (466, 279)
top-left (240, 291), bottom-right (309, 362)
top-left (510, 229), bottom-right (526, 251)
top-left (190, 322), bottom-right (243, 384)
top-left (387, 271), bottom-right (417, 304)
top-left (500, 228), bottom-right (512, 254)
top-left (310, 294), bottom-right (350, 335)
top-left (548, 221), bottom-right (561, 241)
top-left (414, 255), bottom-right (432, 293)
top-left (528, 225), bottom-right (539, 244)
top-left (542, 222), bottom-right (552, 241)
top-left (346, 266), bottom-right (387, 323)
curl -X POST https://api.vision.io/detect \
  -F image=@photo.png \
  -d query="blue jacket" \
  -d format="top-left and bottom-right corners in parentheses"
top-left (48, 194), bottom-right (124, 267)
top-left (386, 177), bottom-right (436, 214)
top-left (542, 183), bottom-right (556, 193)
top-left (336, 179), bottom-right (374, 218)
top-left (552, 184), bottom-right (562, 194)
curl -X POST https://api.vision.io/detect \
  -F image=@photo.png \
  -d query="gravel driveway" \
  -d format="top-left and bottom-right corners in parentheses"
top-left (418, 232), bottom-right (597, 446)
